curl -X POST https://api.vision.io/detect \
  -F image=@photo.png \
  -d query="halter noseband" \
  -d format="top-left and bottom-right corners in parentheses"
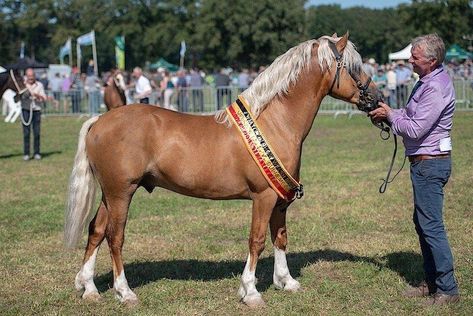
top-left (327, 41), bottom-right (374, 112)
top-left (10, 69), bottom-right (28, 95)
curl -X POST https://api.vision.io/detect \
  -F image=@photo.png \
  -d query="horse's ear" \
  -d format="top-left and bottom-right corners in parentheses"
top-left (332, 33), bottom-right (338, 38)
top-left (336, 32), bottom-right (349, 53)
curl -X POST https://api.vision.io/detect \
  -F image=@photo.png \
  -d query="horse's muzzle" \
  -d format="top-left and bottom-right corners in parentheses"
top-left (14, 90), bottom-right (30, 103)
top-left (357, 89), bottom-right (383, 113)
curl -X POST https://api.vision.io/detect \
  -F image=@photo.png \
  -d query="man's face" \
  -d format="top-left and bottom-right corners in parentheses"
top-left (26, 70), bottom-right (36, 84)
top-left (409, 45), bottom-right (436, 78)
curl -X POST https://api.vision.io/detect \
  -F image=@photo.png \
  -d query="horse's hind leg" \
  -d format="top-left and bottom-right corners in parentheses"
top-left (270, 205), bottom-right (300, 292)
top-left (238, 190), bottom-right (278, 307)
top-left (104, 190), bottom-right (138, 305)
top-left (75, 199), bottom-right (108, 301)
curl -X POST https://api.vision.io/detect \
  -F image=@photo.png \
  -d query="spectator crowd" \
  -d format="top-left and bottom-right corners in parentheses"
top-left (4, 57), bottom-right (473, 117)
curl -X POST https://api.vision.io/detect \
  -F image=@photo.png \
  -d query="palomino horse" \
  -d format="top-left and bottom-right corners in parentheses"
top-left (65, 33), bottom-right (380, 307)
top-left (103, 71), bottom-right (127, 110)
top-left (0, 69), bottom-right (29, 101)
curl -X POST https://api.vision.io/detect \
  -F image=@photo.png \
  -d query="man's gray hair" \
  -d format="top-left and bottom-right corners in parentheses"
top-left (411, 33), bottom-right (445, 66)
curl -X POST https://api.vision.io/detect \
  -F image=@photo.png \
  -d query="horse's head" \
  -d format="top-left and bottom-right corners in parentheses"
top-left (6, 69), bottom-right (29, 102)
top-left (114, 73), bottom-right (127, 92)
top-left (321, 33), bottom-right (381, 113)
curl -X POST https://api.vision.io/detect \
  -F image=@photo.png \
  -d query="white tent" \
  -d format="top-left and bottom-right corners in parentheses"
top-left (389, 44), bottom-right (412, 61)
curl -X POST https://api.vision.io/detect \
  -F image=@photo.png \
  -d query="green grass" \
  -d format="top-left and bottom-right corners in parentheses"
top-left (0, 112), bottom-right (472, 315)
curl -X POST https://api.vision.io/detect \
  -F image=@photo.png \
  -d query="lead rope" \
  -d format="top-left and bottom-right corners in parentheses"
top-left (377, 126), bottom-right (407, 193)
top-left (10, 70), bottom-right (33, 126)
top-left (20, 102), bottom-right (33, 126)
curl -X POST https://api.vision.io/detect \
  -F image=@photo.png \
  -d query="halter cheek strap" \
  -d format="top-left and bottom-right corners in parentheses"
top-left (10, 69), bottom-right (28, 95)
top-left (327, 41), bottom-right (375, 113)
top-left (328, 41), bottom-right (343, 91)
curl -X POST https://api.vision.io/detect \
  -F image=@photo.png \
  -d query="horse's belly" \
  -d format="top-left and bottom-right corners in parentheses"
top-left (142, 167), bottom-right (251, 200)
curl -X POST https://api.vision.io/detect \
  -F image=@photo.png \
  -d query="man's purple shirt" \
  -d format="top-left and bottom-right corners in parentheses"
top-left (387, 65), bottom-right (455, 156)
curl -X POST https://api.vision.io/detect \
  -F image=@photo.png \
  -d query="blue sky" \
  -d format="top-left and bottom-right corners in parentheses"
top-left (307, 0), bottom-right (411, 9)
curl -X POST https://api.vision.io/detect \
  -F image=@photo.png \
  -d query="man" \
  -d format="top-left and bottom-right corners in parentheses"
top-left (362, 58), bottom-right (376, 79)
top-left (369, 34), bottom-right (459, 305)
top-left (84, 70), bottom-right (100, 116)
top-left (49, 72), bottom-right (62, 110)
top-left (238, 68), bottom-right (250, 93)
top-left (214, 68), bottom-right (231, 110)
top-left (132, 67), bottom-right (152, 104)
top-left (21, 68), bottom-right (47, 161)
top-left (395, 60), bottom-right (412, 107)
top-left (189, 69), bottom-right (204, 112)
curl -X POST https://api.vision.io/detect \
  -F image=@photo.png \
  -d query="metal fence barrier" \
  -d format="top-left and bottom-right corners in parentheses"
top-left (3, 79), bottom-right (472, 120)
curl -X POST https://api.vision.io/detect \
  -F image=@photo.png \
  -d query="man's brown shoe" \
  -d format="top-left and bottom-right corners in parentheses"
top-left (424, 293), bottom-right (460, 306)
top-left (403, 281), bottom-right (435, 298)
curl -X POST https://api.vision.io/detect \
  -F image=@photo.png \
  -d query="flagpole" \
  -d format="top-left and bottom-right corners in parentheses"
top-left (69, 38), bottom-right (73, 68)
top-left (76, 40), bottom-right (80, 70)
top-left (92, 30), bottom-right (98, 75)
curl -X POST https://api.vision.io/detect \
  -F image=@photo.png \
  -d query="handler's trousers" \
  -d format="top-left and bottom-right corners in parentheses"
top-left (410, 157), bottom-right (458, 295)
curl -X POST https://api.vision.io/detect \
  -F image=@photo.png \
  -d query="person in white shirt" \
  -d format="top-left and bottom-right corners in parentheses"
top-left (21, 68), bottom-right (46, 161)
top-left (132, 67), bottom-right (152, 104)
top-left (386, 63), bottom-right (397, 107)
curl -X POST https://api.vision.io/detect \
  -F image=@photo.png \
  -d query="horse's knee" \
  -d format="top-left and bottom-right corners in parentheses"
top-left (274, 227), bottom-right (287, 251)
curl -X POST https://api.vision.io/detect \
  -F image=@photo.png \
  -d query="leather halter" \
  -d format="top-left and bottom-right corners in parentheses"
top-left (9, 69), bottom-right (28, 95)
top-left (327, 41), bottom-right (374, 112)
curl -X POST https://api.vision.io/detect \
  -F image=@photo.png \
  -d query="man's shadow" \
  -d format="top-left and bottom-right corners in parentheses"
top-left (0, 150), bottom-right (62, 159)
top-left (94, 249), bottom-right (424, 292)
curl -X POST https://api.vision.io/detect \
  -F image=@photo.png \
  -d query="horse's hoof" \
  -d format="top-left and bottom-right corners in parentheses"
top-left (123, 296), bottom-right (139, 307)
top-left (242, 295), bottom-right (266, 308)
top-left (82, 291), bottom-right (101, 302)
top-left (284, 279), bottom-right (301, 292)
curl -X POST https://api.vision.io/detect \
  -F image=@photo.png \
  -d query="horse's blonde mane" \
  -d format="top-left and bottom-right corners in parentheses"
top-left (215, 35), bottom-right (362, 125)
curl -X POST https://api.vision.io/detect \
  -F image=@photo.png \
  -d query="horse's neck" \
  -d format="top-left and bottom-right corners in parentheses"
top-left (0, 76), bottom-right (9, 98)
top-left (259, 70), bottom-right (328, 147)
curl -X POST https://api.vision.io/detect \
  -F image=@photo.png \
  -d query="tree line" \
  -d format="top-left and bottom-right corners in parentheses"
top-left (0, 0), bottom-right (472, 72)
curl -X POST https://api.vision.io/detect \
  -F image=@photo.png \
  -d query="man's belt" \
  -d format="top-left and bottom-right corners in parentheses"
top-left (226, 96), bottom-right (303, 201)
top-left (408, 153), bottom-right (450, 163)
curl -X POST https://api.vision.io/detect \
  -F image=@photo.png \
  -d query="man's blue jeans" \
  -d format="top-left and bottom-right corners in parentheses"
top-left (410, 157), bottom-right (458, 295)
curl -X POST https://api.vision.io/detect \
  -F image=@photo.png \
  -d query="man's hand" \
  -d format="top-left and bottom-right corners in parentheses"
top-left (32, 93), bottom-right (47, 102)
top-left (369, 102), bottom-right (391, 123)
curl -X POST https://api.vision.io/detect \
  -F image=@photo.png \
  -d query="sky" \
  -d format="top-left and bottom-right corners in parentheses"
top-left (307, 0), bottom-right (411, 9)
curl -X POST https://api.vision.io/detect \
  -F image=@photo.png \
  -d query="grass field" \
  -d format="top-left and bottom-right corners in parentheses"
top-left (0, 112), bottom-right (472, 315)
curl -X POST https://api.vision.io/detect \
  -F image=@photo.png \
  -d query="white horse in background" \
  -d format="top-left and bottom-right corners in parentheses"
top-left (2, 89), bottom-right (21, 123)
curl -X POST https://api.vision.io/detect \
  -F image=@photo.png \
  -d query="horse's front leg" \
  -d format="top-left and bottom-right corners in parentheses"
top-left (270, 205), bottom-right (301, 292)
top-left (238, 189), bottom-right (277, 307)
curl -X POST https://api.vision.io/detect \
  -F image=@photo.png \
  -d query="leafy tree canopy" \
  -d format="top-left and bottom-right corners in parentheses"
top-left (0, 0), bottom-right (471, 72)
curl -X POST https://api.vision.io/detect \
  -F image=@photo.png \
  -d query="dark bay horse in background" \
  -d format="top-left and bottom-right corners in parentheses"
top-left (65, 33), bottom-right (380, 307)
top-left (0, 69), bottom-right (29, 101)
top-left (103, 70), bottom-right (127, 110)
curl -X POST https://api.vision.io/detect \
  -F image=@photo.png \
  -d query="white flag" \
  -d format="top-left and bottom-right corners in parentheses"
top-left (180, 40), bottom-right (186, 57)
top-left (59, 38), bottom-right (72, 63)
top-left (77, 30), bottom-right (95, 46)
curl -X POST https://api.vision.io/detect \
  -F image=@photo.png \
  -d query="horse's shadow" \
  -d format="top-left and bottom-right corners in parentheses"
top-left (0, 150), bottom-right (62, 159)
top-left (95, 249), bottom-right (424, 292)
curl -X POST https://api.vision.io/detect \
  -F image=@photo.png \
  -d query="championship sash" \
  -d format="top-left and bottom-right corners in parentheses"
top-left (226, 96), bottom-right (303, 201)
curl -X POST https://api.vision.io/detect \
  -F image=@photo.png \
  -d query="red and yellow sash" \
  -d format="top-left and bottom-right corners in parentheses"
top-left (226, 96), bottom-right (303, 201)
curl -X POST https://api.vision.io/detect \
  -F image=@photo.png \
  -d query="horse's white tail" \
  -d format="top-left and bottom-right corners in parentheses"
top-left (64, 116), bottom-right (100, 248)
